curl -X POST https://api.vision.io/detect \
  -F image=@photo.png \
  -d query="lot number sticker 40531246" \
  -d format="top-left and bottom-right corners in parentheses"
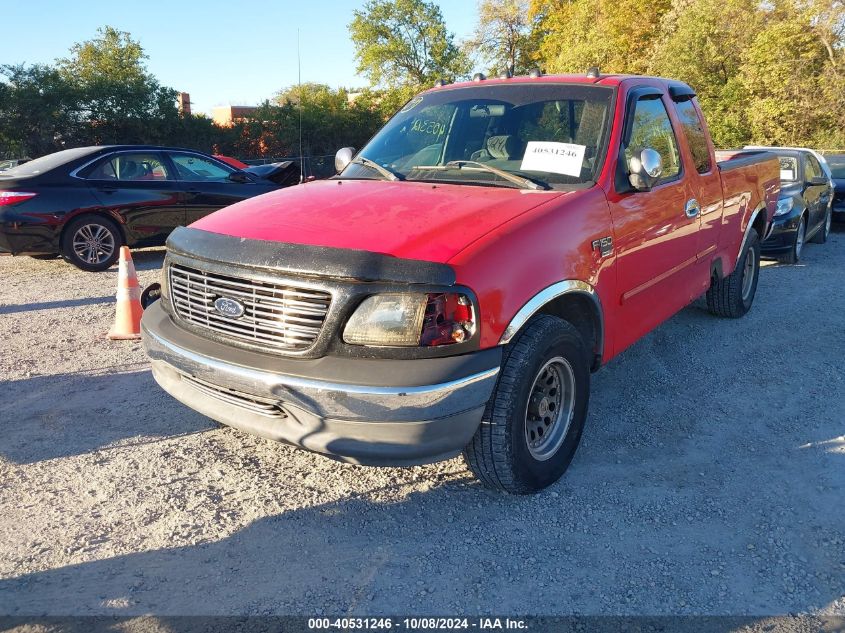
top-left (520, 141), bottom-right (586, 177)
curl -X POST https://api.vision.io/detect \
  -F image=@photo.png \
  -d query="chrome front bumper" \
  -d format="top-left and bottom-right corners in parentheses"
top-left (141, 302), bottom-right (500, 465)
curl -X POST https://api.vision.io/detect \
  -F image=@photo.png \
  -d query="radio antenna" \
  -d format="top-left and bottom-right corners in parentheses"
top-left (297, 28), bottom-right (304, 184)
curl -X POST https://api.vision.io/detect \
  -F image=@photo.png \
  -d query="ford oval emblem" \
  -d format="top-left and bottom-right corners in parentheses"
top-left (214, 296), bottom-right (245, 318)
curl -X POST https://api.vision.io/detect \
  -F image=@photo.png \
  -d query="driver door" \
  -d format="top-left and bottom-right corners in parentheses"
top-left (609, 91), bottom-right (704, 353)
top-left (803, 154), bottom-right (829, 231)
top-left (165, 151), bottom-right (253, 225)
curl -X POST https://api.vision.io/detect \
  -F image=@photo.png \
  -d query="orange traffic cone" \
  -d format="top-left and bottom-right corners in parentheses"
top-left (107, 247), bottom-right (143, 340)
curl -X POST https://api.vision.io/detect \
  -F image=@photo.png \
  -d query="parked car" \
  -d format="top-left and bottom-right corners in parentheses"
top-left (0, 146), bottom-right (295, 271)
top-left (744, 146), bottom-right (833, 263)
top-left (142, 72), bottom-right (778, 494)
top-left (824, 152), bottom-right (845, 221)
top-left (212, 154), bottom-right (250, 170)
top-left (243, 160), bottom-right (302, 187)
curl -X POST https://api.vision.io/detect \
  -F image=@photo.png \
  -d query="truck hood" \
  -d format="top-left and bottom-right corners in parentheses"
top-left (190, 179), bottom-right (565, 263)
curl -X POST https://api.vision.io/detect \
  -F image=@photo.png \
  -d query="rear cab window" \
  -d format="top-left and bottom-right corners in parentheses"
top-left (673, 99), bottom-right (711, 174)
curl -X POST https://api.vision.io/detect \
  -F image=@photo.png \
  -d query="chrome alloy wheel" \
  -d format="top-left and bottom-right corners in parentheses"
top-left (524, 356), bottom-right (576, 461)
top-left (741, 243), bottom-right (757, 302)
top-left (72, 223), bottom-right (115, 265)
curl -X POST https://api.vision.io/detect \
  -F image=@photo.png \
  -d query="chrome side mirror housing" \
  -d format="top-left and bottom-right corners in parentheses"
top-left (335, 147), bottom-right (355, 173)
top-left (628, 148), bottom-right (663, 191)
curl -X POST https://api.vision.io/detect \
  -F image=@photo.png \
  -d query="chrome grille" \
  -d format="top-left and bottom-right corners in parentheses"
top-left (182, 374), bottom-right (287, 419)
top-left (168, 263), bottom-right (331, 353)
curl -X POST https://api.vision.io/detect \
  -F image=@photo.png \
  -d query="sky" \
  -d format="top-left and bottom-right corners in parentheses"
top-left (0, 0), bottom-right (478, 116)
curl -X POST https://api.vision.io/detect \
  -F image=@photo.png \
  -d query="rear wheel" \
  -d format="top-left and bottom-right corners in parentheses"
top-left (60, 215), bottom-right (122, 272)
top-left (463, 315), bottom-right (590, 494)
top-left (810, 207), bottom-right (832, 244)
top-left (778, 215), bottom-right (805, 265)
top-left (706, 230), bottom-right (761, 318)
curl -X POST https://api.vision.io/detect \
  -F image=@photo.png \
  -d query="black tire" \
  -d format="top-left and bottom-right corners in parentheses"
top-left (777, 215), bottom-right (805, 265)
top-left (28, 254), bottom-right (60, 260)
top-left (810, 207), bottom-right (832, 244)
top-left (463, 315), bottom-right (590, 494)
top-left (706, 229), bottom-right (761, 318)
top-left (60, 215), bottom-right (122, 272)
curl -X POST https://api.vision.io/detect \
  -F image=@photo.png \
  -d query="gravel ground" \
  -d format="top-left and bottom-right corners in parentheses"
top-left (0, 229), bottom-right (843, 620)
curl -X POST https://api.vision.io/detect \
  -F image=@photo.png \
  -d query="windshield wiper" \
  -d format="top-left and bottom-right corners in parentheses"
top-left (349, 156), bottom-right (403, 181)
top-left (410, 160), bottom-right (547, 190)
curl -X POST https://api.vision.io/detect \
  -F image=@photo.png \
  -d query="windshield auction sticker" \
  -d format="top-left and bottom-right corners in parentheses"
top-left (521, 141), bottom-right (586, 176)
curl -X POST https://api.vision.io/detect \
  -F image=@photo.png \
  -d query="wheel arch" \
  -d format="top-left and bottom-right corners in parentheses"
top-left (498, 281), bottom-right (604, 372)
top-left (734, 203), bottom-right (768, 271)
top-left (60, 211), bottom-right (127, 249)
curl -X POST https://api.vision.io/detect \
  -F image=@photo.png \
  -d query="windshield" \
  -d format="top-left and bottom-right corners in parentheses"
top-left (341, 84), bottom-right (614, 189)
top-left (778, 156), bottom-right (799, 182)
top-left (825, 154), bottom-right (845, 179)
top-left (0, 147), bottom-right (99, 178)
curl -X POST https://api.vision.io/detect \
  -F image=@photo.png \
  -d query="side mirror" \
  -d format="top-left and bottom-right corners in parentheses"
top-left (335, 147), bottom-right (355, 173)
top-left (628, 148), bottom-right (663, 191)
top-left (807, 176), bottom-right (828, 187)
top-left (227, 170), bottom-right (251, 183)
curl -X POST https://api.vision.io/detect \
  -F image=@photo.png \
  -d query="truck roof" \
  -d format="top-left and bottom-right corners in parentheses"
top-left (424, 73), bottom-right (693, 93)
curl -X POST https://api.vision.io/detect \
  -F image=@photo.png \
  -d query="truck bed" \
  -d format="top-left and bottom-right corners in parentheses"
top-left (715, 149), bottom-right (777, 172)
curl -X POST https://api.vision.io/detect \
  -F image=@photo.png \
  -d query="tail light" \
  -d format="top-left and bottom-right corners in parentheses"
top-left (0, 191), bottom-right (37, 206)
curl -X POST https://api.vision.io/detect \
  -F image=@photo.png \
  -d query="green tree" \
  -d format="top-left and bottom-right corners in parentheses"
top-left (465, 0), bottom-right (537, 75)
top-left (57, 26), bottom-right (179, 144)
top-left (649, 0), bottom-right (764, 146)
top-left (530, 0), bottom-right (671, 74)
top-left (349, 0), bottom-right (470, 92)
top-left (213, 84), bottom-right (385, 161)
top-left (740, 7), bottom-right (836, 146)
top-left (279, 84), bottom-right (384, 154)
top-left (0, 64), bottom-right (82, 157)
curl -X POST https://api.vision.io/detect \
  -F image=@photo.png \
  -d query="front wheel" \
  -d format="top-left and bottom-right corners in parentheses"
top-left (810, 207), bottom-right (832, 244)
top-left (778, 215), bottom-right (805, 265)
top-left (463, 315), bottom-right (590, 494)
top-left (706, 229), bottom-right (761, 318)
top-left (60, 215), bottom-right (122, 272)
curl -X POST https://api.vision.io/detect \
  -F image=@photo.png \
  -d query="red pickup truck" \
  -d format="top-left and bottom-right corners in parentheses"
top-left (142, 72), bottom-right (779, 494)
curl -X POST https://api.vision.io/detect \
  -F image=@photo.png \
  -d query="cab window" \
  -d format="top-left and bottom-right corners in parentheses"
top-left (674, 99), bottom-right (711, 174)
top-left (626, 97), bottom-right (682, 183)
top-left (805, 154), bottom-right (822, 181)
top-left (82, 153), bottom-right (172, 181)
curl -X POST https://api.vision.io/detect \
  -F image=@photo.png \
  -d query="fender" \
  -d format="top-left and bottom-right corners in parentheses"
top-left (498, 280), bottom-right (604, 366)
top-left (736, 203), bottom-right (768, 267)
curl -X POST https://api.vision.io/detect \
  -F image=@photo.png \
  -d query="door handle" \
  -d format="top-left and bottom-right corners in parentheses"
top-left (98, 185), bottom-right (117, 193)
top-left (684, 199), bottom-right (701, 218)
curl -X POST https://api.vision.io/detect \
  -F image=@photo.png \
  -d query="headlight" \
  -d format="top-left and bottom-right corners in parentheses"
top-left (775, 197), bottom-right (794, 217)
top-left (343, 292), bottom-right (476, 347)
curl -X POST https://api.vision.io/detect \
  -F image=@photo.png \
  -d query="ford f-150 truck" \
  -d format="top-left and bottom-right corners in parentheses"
top-left (142, 71), bottom-right (779, 494)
